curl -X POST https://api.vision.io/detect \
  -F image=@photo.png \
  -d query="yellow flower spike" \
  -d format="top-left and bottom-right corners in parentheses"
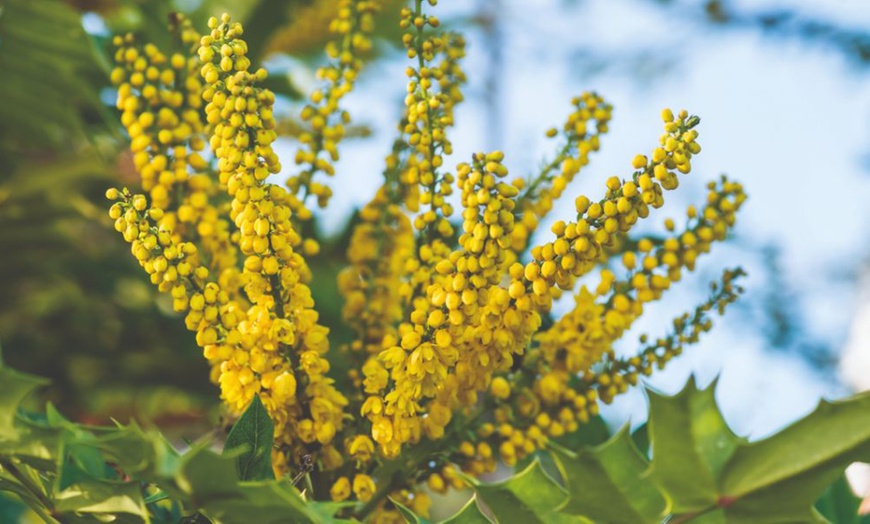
top-left (287, 1), bottom-right (382, 254)
top-left (110, 4), bottom-right (747, 511)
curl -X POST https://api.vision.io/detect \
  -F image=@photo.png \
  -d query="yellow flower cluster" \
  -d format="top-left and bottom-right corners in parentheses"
top-left (510, 92), bottom-right (613, 258)
top-left (199, 13), bottom-right (350, 468)
top-left (338, 187), bottom-right (414, 359)
top-left (111, 21), bottom-right (239, 282)
top-left (287, 0), bottom-right (381, 257)
top-left (108, 3), bottom-right (747, 519)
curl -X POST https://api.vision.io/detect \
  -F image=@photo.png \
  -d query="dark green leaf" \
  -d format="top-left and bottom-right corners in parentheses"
top-left (555, 426), bottom-right (665, 523)
top-left (0, 490), bottom-right (27, 523)
top-left (815, 475), bottom-right (863, 524)
top-left (554, 414), bottom-right (610, 449)
top-left (632, 422), bottom-right (650, 457)
top-left (223, 395), bottom-right (275, 481)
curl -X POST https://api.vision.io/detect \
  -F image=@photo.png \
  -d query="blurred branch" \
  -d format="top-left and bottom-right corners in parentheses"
top-left (658, 0), bottom-right (870, 68)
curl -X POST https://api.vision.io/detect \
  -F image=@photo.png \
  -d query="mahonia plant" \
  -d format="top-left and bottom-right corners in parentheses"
top-left (106, 1), bottom-right (746, 521)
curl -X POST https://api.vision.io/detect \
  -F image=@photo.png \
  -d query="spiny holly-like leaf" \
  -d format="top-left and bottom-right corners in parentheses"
top-left (643, 378), bottom-right (870, 522)
top-left (91, 422), bottom-right (182, 484)
top-left (554, 425), bottom-right (665, 523)
top-left (56, 442), bottom-right (115, 491)
top-left (646, 376), bottom-right (743, 514)
top-left (395, 494), bottom-right (493, 524)
top-left (462, 459), bottom-right (576, 524)
top-left (223, 395), bottom-right (275, 481)
top-left (442, 494), bottom-right (493, 524)
top-left (715, 391), bottom-right (870, 522)
top-left (0, 420), bottom-right (63, 469)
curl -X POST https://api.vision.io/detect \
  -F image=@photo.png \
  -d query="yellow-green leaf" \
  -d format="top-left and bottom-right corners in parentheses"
top-left (554, 426), bottom-right (665, 523)
top-left (646, 377), bottom-right (742, 514)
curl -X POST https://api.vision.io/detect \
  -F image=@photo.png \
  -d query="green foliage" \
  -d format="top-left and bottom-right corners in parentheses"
top-left (556, 427), bottom-right (665, 523)
top-left (3, 352), bottom-right (870, 523)
top-left (646, 377), bottom-right (743, 514)
top-left (222, 395), bottom-right (274, 481)
top-left (461, 460), bottom-right (573, 524)
top-left (0, 0), bottom-right (112, 164)
top-left (417, 378), bottom-right (870, 524)
top-left (0, 359), bottom-right (338, 523)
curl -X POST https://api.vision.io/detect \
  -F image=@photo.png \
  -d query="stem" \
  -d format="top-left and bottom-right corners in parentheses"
top-left (517, 140), bottom-right (573, 206)
top-left (0, 458), bottom-right (59, 523)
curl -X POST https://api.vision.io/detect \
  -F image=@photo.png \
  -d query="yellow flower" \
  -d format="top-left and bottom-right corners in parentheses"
top-left (353, 474), bottom-right (376, 502)
top-left (330, 476), bottom-right (351, 501)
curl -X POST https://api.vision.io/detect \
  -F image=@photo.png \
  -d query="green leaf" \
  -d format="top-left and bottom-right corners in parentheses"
top-left (0, 0), bottom-right (112, 157)
top-left (554, 426), bottom-right (665, 523)
top-left (223, 395), bottom-right (275, 481)
top-left (0, 359), bottom-right (48, 439)
top-left (553, 413), bottom-right (611, 449)
top-left (632, 422), bottom-right (650, 457)
top-left (464, 459), bottom-right (572, 524)
top-left (54, 478), bottom-right (148, 522)
top-left (198, 479), bottom-right (324, 524)
top-left (177, 444), bottom-right (239, 499)
top-left (91, 422), bottom-right (181, 483)
top-left (442, 494), bottom-right (493, 524)
top-left (0, 490), bottom-right (27, 523)
top-left (309, 500), bottom-right (357, 521)
top-left (0, 420), bottom-right (63, 469)
top-left (718, 391), bottom-right (870, 522)
top-left (815, 474), bottom-right (866, 524)
top-left (646, 376), bottom-right (742, 514)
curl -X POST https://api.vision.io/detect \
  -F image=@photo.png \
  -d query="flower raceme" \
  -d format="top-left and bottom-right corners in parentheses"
top-left (107, 1), bottom-right (746, 520)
